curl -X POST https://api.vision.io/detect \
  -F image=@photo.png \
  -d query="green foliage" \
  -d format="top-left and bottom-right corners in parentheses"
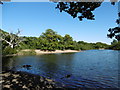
top-left (111, 39), bottom-right (118, 45)
top-left (55, 2), bottom-right (119, 41)
top-left (2, 46), bottom-right (17, 55)
top-left (94, 42), bottom-right (108, 49)
top-left (21, 37), bottom-right (40, 49)
top-left (107, 12), bottom-right (120, 41)
top-left (0, 30), bottom-right (17, 55)
top-left (19, 29), bottom-right (82, 51)
top-left (2, 29), bottom-right (114, 55)
top-left (56, 2), bottom-right (102, 21)
top-left (1, 29), bottom-right (24, 49)
top-left (78, 41), bottom-right (109, 50)
top-left (18, 50), bottom-right (36, 55)
top-left (108, 41), bottom-right (120, 50)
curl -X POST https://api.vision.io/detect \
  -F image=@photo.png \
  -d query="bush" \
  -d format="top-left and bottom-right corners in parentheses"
top-left (18, 50), bottom-right (36, 55)
top-left (2, 46), bottom-right (17, 55)
top-left (108, 42), bottom-right (120, 50)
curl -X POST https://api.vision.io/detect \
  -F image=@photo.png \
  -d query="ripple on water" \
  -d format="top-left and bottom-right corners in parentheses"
top-left (2, 50), bottom-right (120, 88)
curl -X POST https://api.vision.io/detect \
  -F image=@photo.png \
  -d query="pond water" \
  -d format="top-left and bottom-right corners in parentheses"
top-left (2, 50), bottom-right (120, 88)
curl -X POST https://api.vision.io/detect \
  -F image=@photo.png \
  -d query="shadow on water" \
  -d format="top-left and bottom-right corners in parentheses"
top-left (2, 50), bottom-right (120, 88)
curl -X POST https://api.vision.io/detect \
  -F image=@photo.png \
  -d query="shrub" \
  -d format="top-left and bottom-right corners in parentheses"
top-left (108, 42), bottom-right (120, 50)
top-left (18, 50), bottom-right (36, 55)
top-left (2, 46), bottom-right (17, 55)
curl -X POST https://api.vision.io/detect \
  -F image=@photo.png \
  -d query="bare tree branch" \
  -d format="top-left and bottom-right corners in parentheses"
top-left (1, 29), bottom-right (25, 48)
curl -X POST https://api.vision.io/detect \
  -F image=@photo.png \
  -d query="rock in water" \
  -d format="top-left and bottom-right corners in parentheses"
top-left (60, 74), bottom-right (72, 79)
top-left (23, 65), bottom-right (32, 68)
top-left (65, 74), bottom-right (71, 78)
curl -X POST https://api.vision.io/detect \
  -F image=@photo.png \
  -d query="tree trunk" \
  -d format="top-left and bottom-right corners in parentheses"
top-left (10, 44), bottom-right (14, 49)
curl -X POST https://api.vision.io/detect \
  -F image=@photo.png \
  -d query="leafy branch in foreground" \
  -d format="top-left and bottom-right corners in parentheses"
top-left (55, 2), bottom-right (119, 40)
top-left (107, 12), bottom-right (120, 41)
top-left (56, 2), bottom-right (102, 21)
top-left (0, 1), bottom-right (3, 4)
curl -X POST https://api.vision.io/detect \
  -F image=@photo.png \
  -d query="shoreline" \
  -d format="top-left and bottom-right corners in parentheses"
top-left (3, 49), bottom-right (81, 57)
top-left (4, 49), bottom-right (118, 57)
top-left (1, 70), bottom-right (59, 89)
top-left (2, 49), bottom-right (81, 57)
top-left (4, 49), bottom-right (117, 57)
top-left (34, 50), bottom-right (80, 55)
top-left (16, 49), bottom-right (81, 56)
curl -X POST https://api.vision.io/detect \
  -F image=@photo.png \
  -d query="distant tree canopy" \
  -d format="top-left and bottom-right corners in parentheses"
top-left (1, 29), bottom-right (112, 55)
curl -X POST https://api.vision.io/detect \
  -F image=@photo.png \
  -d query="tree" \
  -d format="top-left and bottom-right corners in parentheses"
top-left (0, 29), bottom-right (24, 49)
top-left (1, 1), bottom-right (119, 40)
top-left (0, 1), bottom-right (3, 4)
top-left (111, 39), bottom-right (118, 45)
top-left (55, 1), bottom-right (119, 41)
top-left (108, 41), bottom-right (120, 50)
top-left (64, 34), bottom-right (73, 42)
top-left (63, 34), bottom-right (74, 49)
top-left (56, 2), bottom-right (102, 21)
top-left (107, 1), bottom-right (120, 40)
top-left (56, 1), bottom-right (117, 21)
top-left (107, 12), bottom-right (120, 41)
top-left (40, 29), bottom-right (58, 42)
top-left (40, 29), bottom-right (62, 51)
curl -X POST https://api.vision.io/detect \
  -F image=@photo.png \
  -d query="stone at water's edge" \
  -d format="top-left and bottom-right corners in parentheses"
top-left (0, 70), bottom-right (58, 89)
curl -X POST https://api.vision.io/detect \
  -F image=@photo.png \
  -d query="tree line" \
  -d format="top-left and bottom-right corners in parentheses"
top-left (0, 29), bottom-right (119, 55)
top-left (18, 29), bottom-right (109, 50)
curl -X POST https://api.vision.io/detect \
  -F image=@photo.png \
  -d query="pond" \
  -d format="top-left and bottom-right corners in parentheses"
top-left (2, 50), bottom-right (120, 88)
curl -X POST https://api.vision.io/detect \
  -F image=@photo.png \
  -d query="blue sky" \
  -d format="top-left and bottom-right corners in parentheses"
top-left (2, 2), bottom-right (118, 44)
top-left (12, 0), bottom-right (49, 1)
top-left (0, 4), bottom-right (2, 28)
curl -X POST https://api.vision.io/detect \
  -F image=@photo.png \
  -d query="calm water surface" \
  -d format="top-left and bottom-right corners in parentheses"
top-left (2, 50), bottom-right (120, 88)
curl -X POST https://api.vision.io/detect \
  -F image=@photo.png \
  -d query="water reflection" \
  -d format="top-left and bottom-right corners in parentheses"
top-left (2, 50), bottom-right (120, 88)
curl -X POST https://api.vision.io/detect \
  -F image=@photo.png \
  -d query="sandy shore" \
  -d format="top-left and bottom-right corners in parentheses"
top-left (18, 49), bottom-right (81, 55)
top-left (3, 50), bottom-right (81, 56)
top-left (35, 50), bottom-right (80, 55)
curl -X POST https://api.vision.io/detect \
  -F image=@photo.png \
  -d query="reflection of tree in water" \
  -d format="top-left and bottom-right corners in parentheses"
top-left (57, 53), bottom-right (76, 72)
top-left (2, 53), bottom-right (76, 79)
top-left (38, 53), bottom-right (76, 79)
top-left (38, 54), bottom-right (60, 78)
top-left (2, 56), bottom-right (16, 71)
